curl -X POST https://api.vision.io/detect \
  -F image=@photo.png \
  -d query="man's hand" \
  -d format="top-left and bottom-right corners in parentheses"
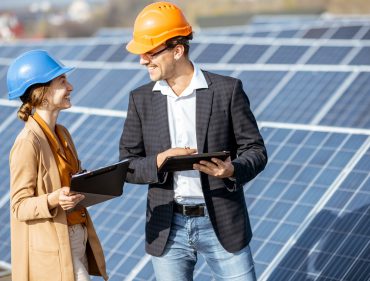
top-left (157, 147), bottom-right (197, 168)
top-left (193, 156), bottom-right (234, 178)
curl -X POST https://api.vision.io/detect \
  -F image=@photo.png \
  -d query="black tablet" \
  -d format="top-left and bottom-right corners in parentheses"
top-left (158, 151), bottom-right (230, 173)
top-left (70, 159), bottom-right (130, 207)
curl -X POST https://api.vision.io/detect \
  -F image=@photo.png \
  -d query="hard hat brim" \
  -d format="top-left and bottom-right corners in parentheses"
top-left (126, 39), bottom-right (158, 55)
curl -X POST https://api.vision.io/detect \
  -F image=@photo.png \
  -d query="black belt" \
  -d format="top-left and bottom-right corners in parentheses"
top-left (173, 203), bottom-right (207, 217)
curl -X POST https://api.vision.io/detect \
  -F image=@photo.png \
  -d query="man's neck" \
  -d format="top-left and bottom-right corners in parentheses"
top-left (167, 60), bottom-right (194, 96)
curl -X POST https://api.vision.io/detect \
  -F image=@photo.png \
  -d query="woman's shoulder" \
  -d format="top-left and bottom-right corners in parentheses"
top-left (14, 126), bottom-right (41, 146)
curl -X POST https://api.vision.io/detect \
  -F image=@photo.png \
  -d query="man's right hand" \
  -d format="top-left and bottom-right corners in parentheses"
top-left (157, 147), bottom-right (197, 168)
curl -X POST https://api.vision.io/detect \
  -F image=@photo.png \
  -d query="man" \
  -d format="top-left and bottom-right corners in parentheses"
top-left (119, 2), bottom-right (267, 280)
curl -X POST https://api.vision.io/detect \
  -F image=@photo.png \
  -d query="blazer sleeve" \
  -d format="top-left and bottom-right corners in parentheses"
top-left (119, 92), bottom-right (161, 184)
top-left (9, 138), bottom-right (58, 222)
top-left (230, 79), bottom-right (268, 188)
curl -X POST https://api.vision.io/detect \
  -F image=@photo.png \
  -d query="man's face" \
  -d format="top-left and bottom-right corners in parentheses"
top-left (139, 44), bottom-right (175, 81)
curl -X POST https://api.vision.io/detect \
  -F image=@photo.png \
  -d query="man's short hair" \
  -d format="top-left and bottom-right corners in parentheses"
top-left (165, 33), bottom-right (193, 56)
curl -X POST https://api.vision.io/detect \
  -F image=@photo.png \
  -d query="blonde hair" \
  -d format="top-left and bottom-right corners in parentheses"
top-left (17, 84), bottom-right (50, 122)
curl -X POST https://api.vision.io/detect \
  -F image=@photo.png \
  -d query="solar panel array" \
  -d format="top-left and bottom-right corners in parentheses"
top-left (1, 15), bottom-right (370, 281)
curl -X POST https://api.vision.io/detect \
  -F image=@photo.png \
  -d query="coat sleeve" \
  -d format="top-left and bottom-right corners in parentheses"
top-left (9, 138), bottom-right (58, 221)
top-left (230, 79), bottom-right (268, 189)
top-left (119, 92), bottom-right (161, 184)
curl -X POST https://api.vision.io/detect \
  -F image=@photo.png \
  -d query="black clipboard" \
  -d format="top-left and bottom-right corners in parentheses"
top-left (70, 159), bottom-right (130, 207)
top-left (158, 151), bottom-right (230, 173)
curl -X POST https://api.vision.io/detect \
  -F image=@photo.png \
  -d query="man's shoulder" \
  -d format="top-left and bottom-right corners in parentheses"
top-left (132, 81), bottom-right (156, 96)
top-left (201, 70), bottom-right (239, 85)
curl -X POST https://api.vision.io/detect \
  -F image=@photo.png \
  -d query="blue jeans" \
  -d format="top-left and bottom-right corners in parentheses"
top-left (152, 213), bottom-right (257, 281)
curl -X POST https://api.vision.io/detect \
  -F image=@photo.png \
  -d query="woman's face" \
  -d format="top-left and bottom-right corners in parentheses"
top-left (44, 74), bottom-right (73, 111)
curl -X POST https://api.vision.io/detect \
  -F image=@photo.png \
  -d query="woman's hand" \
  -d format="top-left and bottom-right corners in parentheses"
top-left (58, 186), bottom-right (85, 210)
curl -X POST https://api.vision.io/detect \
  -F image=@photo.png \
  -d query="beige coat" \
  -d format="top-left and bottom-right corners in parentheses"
top-left (9, 117), bottom-right (108, 281)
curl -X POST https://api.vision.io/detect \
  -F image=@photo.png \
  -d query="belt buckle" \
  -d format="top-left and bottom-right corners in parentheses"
top-left (183, 205), bottom-right (192, 216)
top-left (183, 204), bottom-right (205, 217)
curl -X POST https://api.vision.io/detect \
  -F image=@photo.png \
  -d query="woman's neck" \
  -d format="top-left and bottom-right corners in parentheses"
top-left (35, 109), bottom-right (59, 130)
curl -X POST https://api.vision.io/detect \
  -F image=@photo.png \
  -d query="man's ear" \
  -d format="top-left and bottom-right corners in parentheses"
top-left (174, 45), bottom-right (185, 60)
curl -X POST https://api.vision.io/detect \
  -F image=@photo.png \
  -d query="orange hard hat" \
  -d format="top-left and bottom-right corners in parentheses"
top-left (126, 2), bottom-right (192, 55)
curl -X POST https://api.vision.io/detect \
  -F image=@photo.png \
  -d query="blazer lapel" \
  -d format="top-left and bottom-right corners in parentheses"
top-left (152, 92), bottom-right (171, 150)
top-left (196, 86), bottom-right (214, 153)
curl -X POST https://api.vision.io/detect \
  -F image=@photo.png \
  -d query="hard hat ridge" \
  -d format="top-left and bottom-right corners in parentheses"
top-left (7, 49), bottom-right (74, 100)
top-left (126, 1), bottom-right (192, 55)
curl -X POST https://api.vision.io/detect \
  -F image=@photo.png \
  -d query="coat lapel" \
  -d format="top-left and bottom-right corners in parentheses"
top-left (152, 91), bottom-right (171, 150)
top-left (196, 75), bottom-right (214, 153)
top-left (26, 117), bottom-right (61, 192)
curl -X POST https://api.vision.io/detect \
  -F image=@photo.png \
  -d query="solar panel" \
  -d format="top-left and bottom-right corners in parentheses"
top-left (302, 27), bottom-right (329, 39)
top-left (1, 15), bottom-right (370, 281)
top-left (229, 44), bottom-right (269, 64)
top-left (237, 71), bottom-right (286, 110)
top-left (266, 46), bottom-right (309, 64)
top-left (265, 135), bottom-right (370, 281)
top-left (256, 71), bottom-right (349, 123)
top-left (306, 46), bottom-right (353, 65)
top-left (319, 72), bottom-right (370, 129)
top-left (349, 47), bottom-right (370, 65)
top-left (194, 43), bottom-right (233, 63)
top-left (82, 44), bottom-right (113, 61)
top-left (251, 126), bottom-right (370, 281)
top-left (330, 25), bottom-right (362, 39)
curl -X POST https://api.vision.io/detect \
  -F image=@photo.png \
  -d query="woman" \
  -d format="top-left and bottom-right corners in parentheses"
top-left (7, 50), bottom-right (108, 281)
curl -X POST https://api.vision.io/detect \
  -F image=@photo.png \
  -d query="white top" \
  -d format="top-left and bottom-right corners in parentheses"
top-left (153, 64), bottom-right (208, 205)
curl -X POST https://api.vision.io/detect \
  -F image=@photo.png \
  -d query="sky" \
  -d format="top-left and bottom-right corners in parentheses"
top-left (0, 0), bottom-right (106, 10)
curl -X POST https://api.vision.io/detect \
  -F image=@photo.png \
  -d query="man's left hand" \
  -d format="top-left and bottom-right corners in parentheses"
top-left (193, 156), bottom-right (234, 178)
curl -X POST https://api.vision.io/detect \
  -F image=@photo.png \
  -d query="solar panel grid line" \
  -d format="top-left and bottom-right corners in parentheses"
top-left (353, 25), bottom-right (370, 40)
top-left (259, 121), bottom-right (370, 135)
top-left (65, 105), bottom-right (125, 118)
top-left (62, 60), bottom-right (144, 70)
top-left (323, 25), bottom-right (342, 39)
top-left (295, 44), bottom-right (322, 65)
top-left (71, 69), bottom-right (110, 104)
top-left (270, 135), bottom-right (360, 281)
top-left (66, 113), bottom-right (90, 134)
top-left (307, 205), bottom-right (370, 281)
top-left (72, 117), bottom-right (116, 157)
top-left (124, 254), bottom-right (152, 281)
top-left (258, 134), bottom-right (370, 281)
top-left (310, 71), bottom-right (359, 125)
top-left (104, 70), bottom-right (147, 109)
top-left (95, 44), bottom-right (121, 62)
top-left (339, 45), bottom-right (363, 65)
top-left (0, 98), bottom-right (126, 118)
top-left (250, 131), bottom-right (336, 256)
top-left (218, 43), bottom-right (244, 64)
top-left (70, 42), bottom-right (97, 61)
top-left (291, 27), bottom-right (309, 39)
top-left (0, 191), bottom-right (10, 209)
top-left (110, 234), bottom-right (148, 278)
top-left (254, 71), bottom-right (296, 117)
top-left (230, 69), bottom-right (243, 78)
top-left (103, 213), bottom-right (143, 261)
top-left (255, 45), bottom-right (280, 64)
top-left (0, 112), bottom-right (17, 134)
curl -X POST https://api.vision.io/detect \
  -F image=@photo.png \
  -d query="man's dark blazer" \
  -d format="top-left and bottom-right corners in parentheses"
top-left (119, 70), bottom-right (267, 256)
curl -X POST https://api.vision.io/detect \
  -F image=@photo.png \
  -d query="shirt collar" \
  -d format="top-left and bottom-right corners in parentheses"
top-left (153, 63), bottom-right (208, 97)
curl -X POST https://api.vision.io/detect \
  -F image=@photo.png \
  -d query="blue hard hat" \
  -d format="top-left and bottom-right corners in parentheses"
top-left (7, 49), bottom-right (74, 100)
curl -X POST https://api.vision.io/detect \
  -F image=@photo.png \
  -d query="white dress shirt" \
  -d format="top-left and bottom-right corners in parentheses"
top-left (153, 64), bottom-right (208, 205)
